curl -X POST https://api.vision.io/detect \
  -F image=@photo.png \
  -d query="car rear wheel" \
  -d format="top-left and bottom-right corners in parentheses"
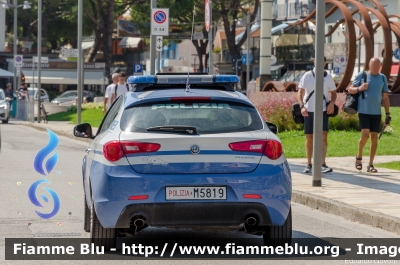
top-left (263, 208), bottom-right (292, 246)
top-left (83, 196), bottom-right (90, 232)
top-left (2, 118), bottom-right (8, 124)
top-left (90, 201), bottom-right (116, 251)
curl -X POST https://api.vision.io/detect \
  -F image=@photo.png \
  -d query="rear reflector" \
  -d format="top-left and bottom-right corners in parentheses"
top-left (103, 141), bottom-right (161, 162)
top-left (229, 139), bottom-right (282, 160)
top-left (243, 194), bottom-right (262, 199)
top-left (128, 195), bottom-right (148, 200)
top-left (171, 97), bottom-right (211, 101)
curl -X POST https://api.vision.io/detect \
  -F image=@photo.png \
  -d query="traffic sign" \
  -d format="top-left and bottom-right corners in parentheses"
top-left (33, 56), bottom-right (48, 63)
top-left (16, 67), bottom-right (20, 77)
top-left (14, 55), bottom-right (23, 67)
top-left (242, 54), bottom-right (253, 65)
top-left (333, 55), bottom-right (346, 75)
top-left (151, 8), bottom-right (169, 36)
top-left (133, 64), bottom-right (143, 74)
top-left (156, 36), bottom-right (163, 51)
top-left (204, 0), bottom-right (211, 32)
top-left (333, 67), bottom-right (340, 74)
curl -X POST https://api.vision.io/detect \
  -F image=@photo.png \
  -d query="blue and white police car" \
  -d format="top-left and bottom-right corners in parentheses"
top-left (74, 74), bottom-right (292, 249)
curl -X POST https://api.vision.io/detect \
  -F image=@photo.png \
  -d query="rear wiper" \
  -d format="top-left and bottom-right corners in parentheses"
top-left (146, 126), bottom-right (198, 135)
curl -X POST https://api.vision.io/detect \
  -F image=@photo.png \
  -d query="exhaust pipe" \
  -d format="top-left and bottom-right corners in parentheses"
top-left (133, 218), bottom-right (146, 228)
top-left (245, 216), bottom-right (258, 226)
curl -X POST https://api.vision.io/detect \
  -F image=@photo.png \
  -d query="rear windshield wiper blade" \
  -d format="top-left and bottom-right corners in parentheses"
top-left (146, 126), bottom-right (198, 134)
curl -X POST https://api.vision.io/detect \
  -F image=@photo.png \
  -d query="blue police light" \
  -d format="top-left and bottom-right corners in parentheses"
top-left (215, 75), bottom-right (239, 83)
top-left (127, 76), bottom-right (156, 84)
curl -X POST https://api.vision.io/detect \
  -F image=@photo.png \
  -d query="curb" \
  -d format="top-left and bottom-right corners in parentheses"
top-left (292, 190), bottom-right (400, 235)
top-left (19, 122), bottom-right (92, 144)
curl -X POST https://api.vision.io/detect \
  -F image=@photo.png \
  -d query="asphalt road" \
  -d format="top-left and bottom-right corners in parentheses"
top-left (0, 123), bottom-right (398, 265)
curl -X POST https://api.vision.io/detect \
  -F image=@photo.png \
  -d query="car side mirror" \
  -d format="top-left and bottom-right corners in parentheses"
top-left (265, 122), bottom-right (278, 134)
top-left (74, 123), bottom-right (94, 139)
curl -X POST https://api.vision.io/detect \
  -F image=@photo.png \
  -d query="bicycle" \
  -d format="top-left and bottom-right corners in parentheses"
top-left (39, 99), bottom-right (48, 123)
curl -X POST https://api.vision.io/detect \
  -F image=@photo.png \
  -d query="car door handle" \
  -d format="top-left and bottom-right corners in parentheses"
top-left (86, 148), bottom-right (92, 153)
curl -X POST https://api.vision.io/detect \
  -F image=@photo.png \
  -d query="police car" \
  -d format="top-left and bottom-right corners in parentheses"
top-left (74, 74), bottom-right (292, 249)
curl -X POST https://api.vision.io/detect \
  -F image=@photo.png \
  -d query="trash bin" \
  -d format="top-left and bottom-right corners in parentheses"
top-left (10, 93), bottom-right (17, 117)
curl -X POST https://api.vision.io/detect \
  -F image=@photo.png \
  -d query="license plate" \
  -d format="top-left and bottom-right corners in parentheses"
top-left (166, 187), bottom-right (226, 200)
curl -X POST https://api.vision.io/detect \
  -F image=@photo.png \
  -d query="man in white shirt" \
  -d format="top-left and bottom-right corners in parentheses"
top-left (110, 72), bottom-right (129, 105)
top-left (103, 73), bottom-right (120, 114)
top-left (297, 57), bottom-right (337, 173)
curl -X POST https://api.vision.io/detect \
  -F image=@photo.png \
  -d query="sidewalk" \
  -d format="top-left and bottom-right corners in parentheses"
top-left (15, 120), bottom-right (400, 234)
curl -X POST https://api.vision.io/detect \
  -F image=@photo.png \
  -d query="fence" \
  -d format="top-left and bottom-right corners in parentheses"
top-left (15, 100), bottom-right (34, 122)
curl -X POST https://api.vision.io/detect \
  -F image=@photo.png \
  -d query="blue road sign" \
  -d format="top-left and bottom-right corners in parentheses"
top-left (242, 54), bottom-right (253, 65)
top-left (394, 48), bottom-right (399, 60)
top-left (333, 67), bottom-right (340, 74)
top-left (133, 64), bottom-right (143, 73)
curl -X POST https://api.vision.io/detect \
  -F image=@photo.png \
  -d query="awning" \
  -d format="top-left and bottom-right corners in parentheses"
top-left (235, 24), bottom-right (260, 44)
top-left (271, 24), bottom-right (289, 34)
top-left (0, 68), bottom-right (14, 77)
top-left (119, 37), bottom-right (142, 48)
top-left (21, 70), bottom-right (108, 85)
top-left (82, 41), bottom-right (94, 50)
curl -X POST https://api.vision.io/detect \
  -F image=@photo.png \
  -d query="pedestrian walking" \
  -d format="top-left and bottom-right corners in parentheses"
top-left (103, 73), bottom-right (119, 114)
top-left (347, 57), bottom-right (391, 173)
top-left (297, 57), bottom-right (337, 173)
top-left (110, 72), bottom-right (129, 105)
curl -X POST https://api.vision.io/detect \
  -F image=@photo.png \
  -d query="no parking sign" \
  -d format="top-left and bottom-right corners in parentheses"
top-left (151, 8), bottom-right (169, 36)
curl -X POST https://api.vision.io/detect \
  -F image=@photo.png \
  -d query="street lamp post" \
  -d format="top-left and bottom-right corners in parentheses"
top-left (289, 49), bottom-right (298, 81)
top-left (1, 0), bottom-right (31, 93)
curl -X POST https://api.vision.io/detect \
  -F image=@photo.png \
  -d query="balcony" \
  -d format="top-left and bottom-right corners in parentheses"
top-left (273, 2), bottom-right (315, 20)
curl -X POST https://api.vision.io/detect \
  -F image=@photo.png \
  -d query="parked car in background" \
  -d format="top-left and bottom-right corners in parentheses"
top-left (27, 88), bottom-right (50, 102)
top-left (0, 89), bottom-right (12, 123)
top-left (52, 90), bottom-right (96, 105)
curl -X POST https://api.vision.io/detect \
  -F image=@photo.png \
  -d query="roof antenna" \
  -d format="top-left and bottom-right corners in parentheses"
top-left (185, 4), bottom-right (196, 92)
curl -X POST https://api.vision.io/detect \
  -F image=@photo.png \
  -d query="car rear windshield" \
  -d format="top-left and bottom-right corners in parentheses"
top-left (120, 100), bottom-right (263, 134)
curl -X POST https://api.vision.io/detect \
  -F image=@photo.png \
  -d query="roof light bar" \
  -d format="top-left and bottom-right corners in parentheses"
top-left (127, 75), bottom-right (239, 85)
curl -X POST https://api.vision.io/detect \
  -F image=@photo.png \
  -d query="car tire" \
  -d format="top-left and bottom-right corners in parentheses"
top-left (2, 118), bottom-right (8, 124)
top-left (263, 208), bottom-right (292, 247)
top-left (90, 201), bottom-right (116, 251)
top-left (83, 196), bottom-right (90, 232)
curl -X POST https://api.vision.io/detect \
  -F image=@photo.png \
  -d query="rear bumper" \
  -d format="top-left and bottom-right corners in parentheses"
top-left (89, 160), bottom-right (292, 229)
top-left (115, 202), bottom-right (272, 227)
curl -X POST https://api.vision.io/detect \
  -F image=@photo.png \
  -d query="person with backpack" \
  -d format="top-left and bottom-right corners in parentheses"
top-left (110, 72), bottom-right (129, 105)
top-left (297, 57), bottom-right (337, 173)
top-left (346, 57), bottom-right (390, 173)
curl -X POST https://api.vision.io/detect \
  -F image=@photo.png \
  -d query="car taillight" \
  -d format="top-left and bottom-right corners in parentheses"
top-left (103, 141), bottom-right (161, 162)
top-left (103, 141), bottom-right (124, 162)
top-left (120, 141), bottom-right (161, 155)
top-left (264, 140), bottom-right (283, 160)
top-left (229, 140), bottom-right (282, 160)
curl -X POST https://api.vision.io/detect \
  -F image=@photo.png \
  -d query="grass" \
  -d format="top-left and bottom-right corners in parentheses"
top-left (47, 108), bottom-right (103, 128)
top-left (375, 161), bottom-right (400, 171)
top-left (279, 107), bottom-right (400, 158)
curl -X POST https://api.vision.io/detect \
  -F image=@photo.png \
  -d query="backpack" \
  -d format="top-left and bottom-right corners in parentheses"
top-left (114, 83), bottom-right (129, 98)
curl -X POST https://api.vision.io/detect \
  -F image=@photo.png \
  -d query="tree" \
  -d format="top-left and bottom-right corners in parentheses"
top-left (213, 0), bottom-right (260, 58)
top-left (83, 0), bottom-right (147, 79)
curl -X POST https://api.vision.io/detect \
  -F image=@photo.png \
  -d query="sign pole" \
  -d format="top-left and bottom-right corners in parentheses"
top-left (77, 0), bottom-right (83, 124)
top-left (246, 10), bottom-right (250, 91)
top-left (312, 0), bottom-right (325, 187)
top-left (208, 0), bottom-right (213, 74)
top-left (37, 0), bottom-right (42, 123)
top-left (150, 0), bottom-right (157, 75)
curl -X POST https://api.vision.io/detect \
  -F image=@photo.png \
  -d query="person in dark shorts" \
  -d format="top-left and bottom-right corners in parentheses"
top-left (297, 57), bottom-right (337, 173)
top-left (347, 58), bottom-right (391, 173)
